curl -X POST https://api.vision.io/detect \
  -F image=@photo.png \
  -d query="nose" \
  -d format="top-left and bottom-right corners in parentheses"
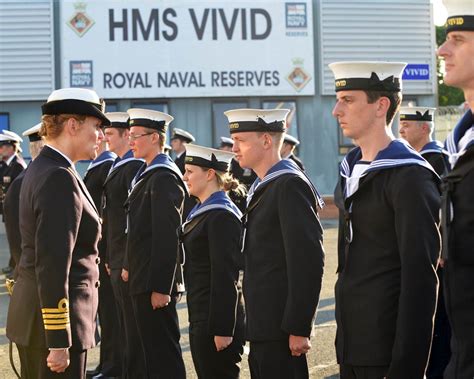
top-left (231, 141), bottom-right (239, 153)
top-left (332, 101), bottom-right (342, 118)
top-left (98, 128), bottom-right (105, 142)
top-left (437, 40), bottom-right (449, 58)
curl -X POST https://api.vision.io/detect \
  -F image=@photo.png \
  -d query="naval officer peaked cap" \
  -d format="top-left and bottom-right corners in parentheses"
top-left (399, 106), bottom-right (436, 122)
top-left (283, 134), bottom-right (300, 146)
top-left (185, 144), bottom-right (235, 172)
top-left (220, 136), bottom-right (234, 147)
top-left (171, 128), bottom-right (195, 143)
top-left (444, 0), bottom-right (474, 33)
top-left (224, 108), bottom-right (290, 134)
top-left (1, 130), bottom-right (23, 143)
top-left (22, 123), bottom-right (42, 142)
top-left (328, 61), bottom-right (407, 92)
top-left (104, 112), bottom-right (130, 129)
top-left (127, 108), bottom-right (174, 133)
top-left (42, 88), bottom-right (110, 126)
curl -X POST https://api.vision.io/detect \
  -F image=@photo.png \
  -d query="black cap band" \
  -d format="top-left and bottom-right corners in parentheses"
top-left (229, 117), bottom-right (285, 134)
top-left (28, 133), bottom-right (42, 142)
top-left (171, 135), bottom-right (193, 143)
top-left (104, 121), bottom-right (129, 129)
top-left (446, 15), bottom-right (474, 33)
top-left (335, 72), bottom-right (401, 92)
top-left (41, 99), bottom-right (110, 126)
top-left (185, 154), bottom-right (229, 172)
top-left (400, 110), bottom-right (433, 122)
top-left (129, 118), bottom-right (166, 132)
top-left (0, 141), bottom-right (16, 147)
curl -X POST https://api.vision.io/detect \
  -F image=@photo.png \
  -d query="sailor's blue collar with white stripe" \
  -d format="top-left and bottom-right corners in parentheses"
top-left (340, 139), bottom-right (437, 197)
top-left (247, 158), bottom-right (324, 209)
top-left (445, 109), bottom-right (474, 168)
top-left (86, 150), bottom-right (116, 173)
top-left (130, 153), bottom-right (187, 194)
top-left (108, 149), bottom-right (143, 175)
top-left (420, 140), bottom-right (449, 156)
top-left (184, 190), bottom-right (242, 226)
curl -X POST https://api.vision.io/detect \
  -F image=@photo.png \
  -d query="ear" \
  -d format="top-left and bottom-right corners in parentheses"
top-left (207, 168), bottom-right (216, 182)
top-left (376, 97), bottom-right (391, 119)
top-left (262, 133), bottom-right (273, 149)
top-left (64, 117), bottom-right (79, 136)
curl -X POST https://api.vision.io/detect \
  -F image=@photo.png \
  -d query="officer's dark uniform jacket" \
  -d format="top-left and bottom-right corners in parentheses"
top-left (174, 151), bottom-right (186, 174)
top-left (180, 191), bottom-right (244, 336)
top-left (1, 154), bottom-right (26, 216)
top-left (125, 153), bottom-right (187, 296)
top-left (334, 139), bottom-right (441, 378)
top-left (6, 146), bottom-right (102, 350)
top-left (230, 158), bottom-right (256, 188)
top-left (419, 140), bottom-right (449, 176)
top-left (3, 169), bottom-right (26, 275)
top-left (442, 109), bottom-right (474, 378)
top-left (242, 159), bottom-right (325, 341)
top-left (103, 150), bottom-right (143, 270)
top-left (287, 153), bottom-right (305, 171)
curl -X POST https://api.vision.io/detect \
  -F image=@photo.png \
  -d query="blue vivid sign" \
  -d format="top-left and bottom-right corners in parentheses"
top-left (403, 64), bottom-right (430, 80)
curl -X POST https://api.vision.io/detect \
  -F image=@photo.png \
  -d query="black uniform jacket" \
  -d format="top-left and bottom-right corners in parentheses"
top-left (334, 143), bottom-right (441, 378)
top-left (1, 154), bottom-right (26, 216)
top-left (230, 158), bottom-right (257, 188)
top-left (181, 194), bottom-right (243, 336)
top-left (103, 152), bottom-right (143, 270)
top-left (3, 169), bottom-right (26, 273)
top-left (243, 159), bottom-right (325, 341)
top-left (83, 151), bottom-right (115, 258)
top-left (6, 146), bottom-right (102, 350)
top-left (419, 141), bottom-right (449, 177)
top-left (174, 152), bottom-right (186, 174)
top-left (125, 154), bottom-right (186, 296)
top-left (288, 154), bottom-right (305, 171)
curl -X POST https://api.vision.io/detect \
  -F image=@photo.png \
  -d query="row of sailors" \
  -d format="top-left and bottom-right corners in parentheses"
top-left (4, 5), bottom-right (474, 379)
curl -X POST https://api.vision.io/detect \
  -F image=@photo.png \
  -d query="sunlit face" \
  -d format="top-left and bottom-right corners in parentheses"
top-left (438, 31), bottom-right (474, 90)
top-left (183, 164), bottom-right (209, 199)
top-left (332, 90), bottom-right (379, 141)
top-left (129, 126), bottom-right (156, 160)
top-left (104, 127), bottom-right (129, 155)
top-left (231, 132), bottom-right (265, 170)
top-left (75, 116), bottom-right (104, 160)
top-left (171, 138), bottom-right (184, 153)
top-left (398, 120), bottom-right (425, 148)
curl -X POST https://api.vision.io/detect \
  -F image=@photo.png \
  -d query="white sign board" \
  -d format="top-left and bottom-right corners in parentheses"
top-left (60, 0), bottom-right (315, 98)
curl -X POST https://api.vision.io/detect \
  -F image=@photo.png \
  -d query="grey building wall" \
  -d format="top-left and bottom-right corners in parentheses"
top-left (0, 0), bottom-right (438, 195)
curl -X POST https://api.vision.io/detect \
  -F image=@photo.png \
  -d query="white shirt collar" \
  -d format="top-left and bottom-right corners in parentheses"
top-left (46, 144), bottom-right (76, 170)
top-left (5, 154), bottom-right (16, 166)
top-left (176, 151), bottom-right (184, 159)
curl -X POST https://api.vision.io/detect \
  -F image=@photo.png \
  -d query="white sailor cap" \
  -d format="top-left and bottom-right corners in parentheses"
top-left (220, 136), bottom-right (234, 147)
top-left (22, 123), bottom-right (42, 142)
top-left (42, 88), bottom-right (110, 126)
top-left (399, 107), bottom-right (436, 122)
top-left (3, 130), bottom-right (23, 143)
top-left (127, 108), bottom-right (173, 133)
top-left (328, 61), bottom-right (407, 92)
top-left (171, 128), bottom-right (195, 143)
top-left (224, 108), bottom-right (290, 134)
top-left (164, 143), bottom-right (172, 152)
top-left (104, 112), bottom-right (129, 129)
top-left (185, 144), bottom-right (235, 172)
top-left (444, 0), bottom-right (474, 33)
top-left (283, 134), bottom-right (300, 146)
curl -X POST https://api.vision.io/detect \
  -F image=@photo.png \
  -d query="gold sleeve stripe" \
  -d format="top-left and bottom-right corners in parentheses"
top-left (43, 313), bottom-right (70, 319)
top-left (41, 298), bottom-right (69, 314)
top-left (44, 319), bottom-right (69, 325)
top-left (44, 323), bottom-right (70, 330)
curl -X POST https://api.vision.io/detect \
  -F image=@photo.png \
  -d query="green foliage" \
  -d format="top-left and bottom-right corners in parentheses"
top-left (436, 26), bottom-right (465, 106)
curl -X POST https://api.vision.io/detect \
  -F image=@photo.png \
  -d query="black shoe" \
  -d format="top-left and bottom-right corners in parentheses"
top-left (92, 374), bottom-right (117, 379)
top-left (86, 367), bottom-right (101, 378)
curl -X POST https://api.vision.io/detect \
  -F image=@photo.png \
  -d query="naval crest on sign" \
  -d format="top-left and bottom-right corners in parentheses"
top-left (286, 58), bottom-right (311, 92)
top-left (67, 2), bottom-right (94, 37)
